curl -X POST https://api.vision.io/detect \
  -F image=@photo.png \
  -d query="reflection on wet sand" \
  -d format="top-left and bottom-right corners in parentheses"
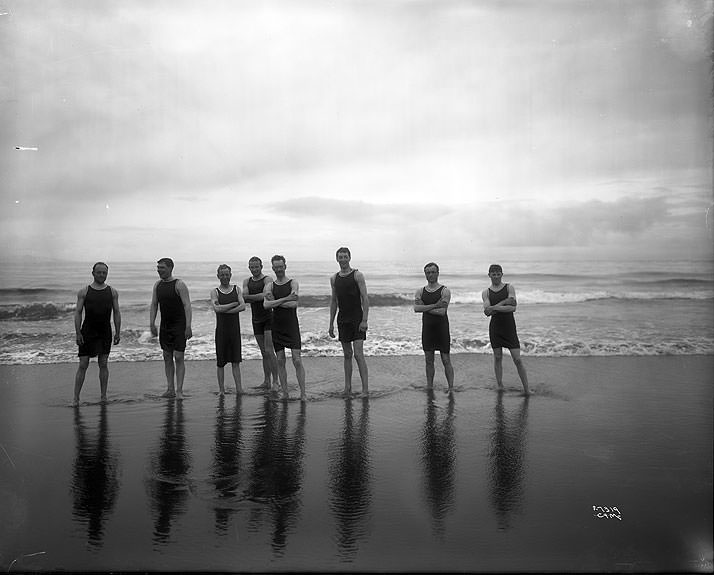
top-left (210, 395), bottom-right (244, 534)
top-left (146, 400), bottom-right (191, 545)
top-left (420, 390), bottom-right (456, 538)
top-left (71, 404), bottom-right (119, 549)
top-left (328, 397), bottom-right (372, 562)
top-left (488, 394), bottom-right (530, 530)
top-left (247, 399), bottom-right (306, 556)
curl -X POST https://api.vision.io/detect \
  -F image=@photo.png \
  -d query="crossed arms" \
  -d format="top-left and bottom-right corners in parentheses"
top-left (263, 280), bottom-right (299, 309)
top-left (482, 284), bottom-right (517, 316)
top-left (210, 287), bottom-right (246, 314)
top-left (414, 286), bottom-right (451, 316)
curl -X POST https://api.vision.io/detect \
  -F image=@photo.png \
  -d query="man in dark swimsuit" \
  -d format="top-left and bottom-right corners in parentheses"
top-left (150, 258), bottom-right (193, 400)
top-left (482, 264), bottom-right (530, 395)
top-left (242, 257), bottom-right (278, 391)
top-left (414, 262), bottom-right (454, 393)
top-left (73, 262), bottom-right (121, 406)
top-left (263, 255), bottom-right (306, 401)
top-left (329, 247), bottom-right (369, 396)
top-left (211, 264), bottom-right (246, 395)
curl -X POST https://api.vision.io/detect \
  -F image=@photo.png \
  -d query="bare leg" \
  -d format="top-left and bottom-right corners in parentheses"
top-left (341, 341), bottom-right (353, 396)
top-left (257, 331), bottom-right (279, 390)
top-left (353, 339), bottom-right (369, 395)
top-left (217, 365), bottom-right (225, 395)
top-left (440, 352), bottom-right (454, 393)
top-left (98, 354), bottom-right (109, 402)
top-left (276, 349), bottom-right (289, 398)
top-left (162, 350), bottom-right (176, 397)
top-left (255, 333), bottom-right (271, 387)
top-left (73, 356), bottom-right (90, 405)
top-left (493, 348), bottom-right (504, 390)
top-left (292, 349), bottom-right (306, 401)
top-left (510, 348), bottom-right (531, 395)
top-left (174, 351), bottom-right (186, 400)
top-left (424, 350), bottom-right (436, 388)
top-left (231, 362), bottom-right (243, 394)
top-left (263, 331), bottom-right (279, 389)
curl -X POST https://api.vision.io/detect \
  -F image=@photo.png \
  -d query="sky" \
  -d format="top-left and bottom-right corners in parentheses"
top-left (1, 0), bottom-right (712, 264)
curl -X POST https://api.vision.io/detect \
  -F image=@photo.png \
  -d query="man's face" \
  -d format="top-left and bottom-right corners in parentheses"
top-left (336, 251), bottom-right (351, 269)
top-left (217, 268), bottom-right (232, 286)
top-left (424, 266), bottom-right (439, 282)
top-left (272, 260), bottom-right (286, 277)
top-left (248, 260), bottom-right (263, 277)
top-left (92, 266), bottom-right (108, 285)
top-left (489, 270), bottom-right (503, 283)
top-left (157, 262), bottom-right (171, 280)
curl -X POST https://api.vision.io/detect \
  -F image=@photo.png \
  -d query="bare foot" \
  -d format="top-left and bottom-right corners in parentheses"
top-left (236, 387), bottom-right (244, 395)
top-left (161, 389), bottom-right (176, 398)
top-left (71, 398), bottom-right (79, 407)
top-left (100, 395), bottom-right (108, 403)
top-left (176, 392), bottom-right (184, 401)
top-left (300, 394), bottom-right (307, 402)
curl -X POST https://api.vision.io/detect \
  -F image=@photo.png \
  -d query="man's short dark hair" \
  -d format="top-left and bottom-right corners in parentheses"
top-left (336, 247), bottom-right (351, 259)
top-left (157, 257), bottom-right (175, 269)
top-left (271, 255), bottom-right (286, 265)
top-left (217, 264), bottom-right (231, 274)
top-left (249, 256), bottom-right (262, 266)
top-left (424, 262), bottom-right (439, 273)
top-left (92, 262), bottom-right (108, 272)
top-left (488, 264), bottom-right (503, 274)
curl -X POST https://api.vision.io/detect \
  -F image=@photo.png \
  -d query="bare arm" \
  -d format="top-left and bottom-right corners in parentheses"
top-left (482, 289), bottom-right (493, 316)
top-left (263, 281), bottom-right (299, 309)
top-left (211, 288), bottom-right (243, 313)
top-left (176, 280), bottom-right (193, 339)
top-left (75, 287), bottom-right (87, 345)
top-left (328, 274), bottom-right (338, 337)
top-left (280, 279), bottom-right (299, 309)
top-left (223, 287), bottom-right (246, 314)
top-left (242, 277), bottom-right (265, 303)
top-left (427, 286), bottom-right (450, 316)
top-left (112, 287), bottom-right (121, 344)
top-left (355, 271), bottom-right (369, 330)
top-left (483, 286), bottom-right (517, 315)
top-left (414, 287), bottom-right (449, 314)
top-left (150, 281), bottom-right (160, 336)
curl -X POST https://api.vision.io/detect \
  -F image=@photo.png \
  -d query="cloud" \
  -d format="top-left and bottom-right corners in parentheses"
top-left (269, 196), bottom-right (454, 223)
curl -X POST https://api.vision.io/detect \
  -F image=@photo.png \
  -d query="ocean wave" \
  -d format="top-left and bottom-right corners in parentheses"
top-left (3, 287), bottom-right (713, 322)
top-left (0, 302), bottom-right (76, 320)
top-left (0, 330), bottom-right (711, 365)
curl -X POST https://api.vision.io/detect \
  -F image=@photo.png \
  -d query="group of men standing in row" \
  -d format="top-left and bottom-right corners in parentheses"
top-left (73, 248), bottom-right (530, 405)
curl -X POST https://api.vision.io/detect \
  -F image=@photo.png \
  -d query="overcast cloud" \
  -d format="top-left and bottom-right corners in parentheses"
top-left (1, 0), bottom-right (712, 263)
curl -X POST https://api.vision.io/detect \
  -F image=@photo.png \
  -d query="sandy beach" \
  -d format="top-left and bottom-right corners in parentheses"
top-left (0, 353), bottom-right (712, 572)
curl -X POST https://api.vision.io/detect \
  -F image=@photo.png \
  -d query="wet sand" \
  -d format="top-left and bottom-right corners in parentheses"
top-left (0, 354), bottom-right (712, 572)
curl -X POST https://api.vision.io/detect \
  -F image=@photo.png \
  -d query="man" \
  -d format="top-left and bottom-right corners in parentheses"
top-left (263, 255), bottom-right (306, 401)
top-left (150, 258), bottom-right (193, 400)
top-left (211, 264), bottom-right (246, 395)
top-left (328, 247), bottom-right (369, 396)
top-left (242, 257), bottom-right (278, 391)
top-left (482, 264), bottom-right (530, 395)
top-left (414, 262), bottom-right (454, 393)
top-left (73, 262), bottom-right (121, 406)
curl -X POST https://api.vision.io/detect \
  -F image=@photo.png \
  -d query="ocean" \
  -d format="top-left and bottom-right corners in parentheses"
top-left (0, 258), bottom-right (712, 365)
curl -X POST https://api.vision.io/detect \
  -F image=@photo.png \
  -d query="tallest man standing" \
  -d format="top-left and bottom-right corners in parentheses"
top-left (329, 247), bottom-right (369, 397)
top-left (150, 258), bottom-right (193, 399)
